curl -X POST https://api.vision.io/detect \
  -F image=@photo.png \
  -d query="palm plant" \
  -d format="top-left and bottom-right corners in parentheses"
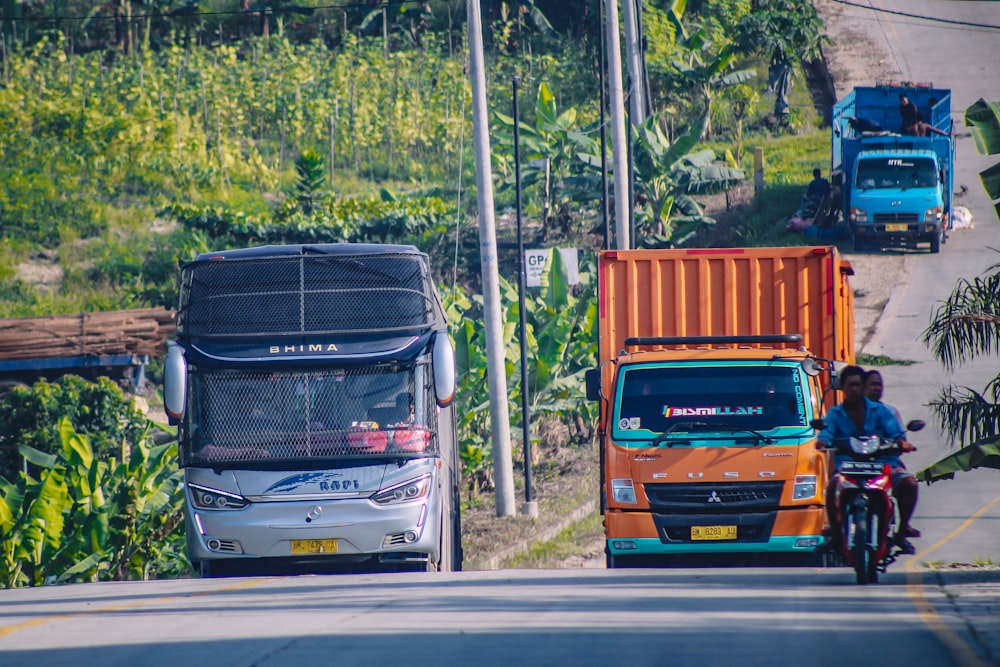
top-left (922, 259), bottom-right (1000, 446)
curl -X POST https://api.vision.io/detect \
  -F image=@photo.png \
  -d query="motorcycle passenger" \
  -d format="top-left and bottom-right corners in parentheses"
top-left (864, 369), bottom-right (921, 551)
top-left (815, 365), bottom-right (917, 554)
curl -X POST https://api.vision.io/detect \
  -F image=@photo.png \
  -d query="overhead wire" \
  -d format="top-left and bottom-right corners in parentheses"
top-left (830, 0), bottom-right (1000, 31)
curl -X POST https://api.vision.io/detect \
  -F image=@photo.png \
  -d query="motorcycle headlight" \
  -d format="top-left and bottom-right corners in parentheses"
top-left (189, 483), bottom-right (249, 510)
top-left (849, 436), bottom-right (881, 455)
top-left (371, 474), bottom-right (431, 505)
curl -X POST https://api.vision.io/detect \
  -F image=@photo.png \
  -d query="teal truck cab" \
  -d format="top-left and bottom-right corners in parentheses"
top-left (832, 83), bottom-right (954, 253)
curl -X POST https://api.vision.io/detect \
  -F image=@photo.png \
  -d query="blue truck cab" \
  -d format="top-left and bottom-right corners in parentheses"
top-left (831, 84), bottom-right (954, 253)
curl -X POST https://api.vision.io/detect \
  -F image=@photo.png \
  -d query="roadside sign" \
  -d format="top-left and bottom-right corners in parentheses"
top-left (525, 248), bottom-right (579, 287)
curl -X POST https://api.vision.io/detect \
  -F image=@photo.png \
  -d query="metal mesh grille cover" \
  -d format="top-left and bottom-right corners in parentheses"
top-left (178, 248), bottom-right (437, 337)
top-left (182, 364), bottom-right (437, 466)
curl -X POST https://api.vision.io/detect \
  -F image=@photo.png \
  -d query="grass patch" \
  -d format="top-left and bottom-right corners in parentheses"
top-left (503, 511), bottom-right (604, 569)
top-left (857, 353), bottom-right (919, 367)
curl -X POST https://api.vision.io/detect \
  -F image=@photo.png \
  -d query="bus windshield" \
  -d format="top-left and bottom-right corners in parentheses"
top-left (184, 363), bottom-right (434, 466)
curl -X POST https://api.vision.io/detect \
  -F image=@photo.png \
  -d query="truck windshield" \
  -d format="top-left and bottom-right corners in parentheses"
top-left (856, 157), bottom-right (937, 189)
top-left (184, 364), bottom-right (434, 466)
top-left (614, 365), bottom-right (808, 439)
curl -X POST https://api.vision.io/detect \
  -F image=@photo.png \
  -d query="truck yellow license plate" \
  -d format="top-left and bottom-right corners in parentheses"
top-left (884, 223), bottom-right (908, 232)
top-left (291, 539), bottom-right (339, 554)
top-left (691, 525), bottom-right (737, 540)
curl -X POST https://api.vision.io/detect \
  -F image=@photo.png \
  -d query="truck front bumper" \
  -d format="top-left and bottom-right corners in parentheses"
top-left (852, 221), bottom-right (941, 244)
top-left (605, 506), bottom-right (825, 554)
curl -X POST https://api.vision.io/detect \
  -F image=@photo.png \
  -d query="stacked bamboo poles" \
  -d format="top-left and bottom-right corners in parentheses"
top-left (0, 309), bottom-right (176, 360)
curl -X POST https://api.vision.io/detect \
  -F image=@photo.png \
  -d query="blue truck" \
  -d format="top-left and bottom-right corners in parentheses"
top-left (831, 83), bottom-right (955, 253)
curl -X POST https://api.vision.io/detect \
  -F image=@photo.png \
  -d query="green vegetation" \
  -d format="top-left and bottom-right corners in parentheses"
top-left (856, 353), bottom-right (919, 367)
top-left (0, 417), bottom-right (185, 588)
top-left (504, 511), bottom-right (604, 569)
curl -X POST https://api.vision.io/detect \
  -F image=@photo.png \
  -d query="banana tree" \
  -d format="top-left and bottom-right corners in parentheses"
top-left (492, 81), bottom-right (597, 240)
top-left (732, 0), bottom-right (828, 119)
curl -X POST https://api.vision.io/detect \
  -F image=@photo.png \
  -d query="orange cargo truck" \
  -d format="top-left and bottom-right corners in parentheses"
top-left (585, 246), bottom-right (855, 566)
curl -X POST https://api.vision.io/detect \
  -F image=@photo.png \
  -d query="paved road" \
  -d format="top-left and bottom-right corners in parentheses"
top-left (0, 569), bottom-right (990, 667)
top-left (820, 2), bottom-right (1000, 664)
top-left (826, 0), bottom-right (1000, 566)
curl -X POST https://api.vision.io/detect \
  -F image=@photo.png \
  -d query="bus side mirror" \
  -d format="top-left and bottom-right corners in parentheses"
top-left (432, 330), bottom-right (456, 407)
top-left (585, 368), bottom-right (601, 401)
top-left (163, 341), bottom-right (187, 425)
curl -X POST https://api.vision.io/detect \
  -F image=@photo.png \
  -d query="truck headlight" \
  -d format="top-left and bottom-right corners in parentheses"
top-left (849, 207), bottom-right (867, 223)
top-left (189, 483), bottom-right (249, 510)
top-left (371, 474), bottom-right (431, 505)
top-left (792, 475), bottom-right (818, 500)
top-left (924, 206), bottom-right (942, 223)
top-left (611, 478), bottom-right (637, 504)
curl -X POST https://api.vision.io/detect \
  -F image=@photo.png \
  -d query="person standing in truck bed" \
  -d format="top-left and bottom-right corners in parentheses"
top-left (899, 93), bottom-right (919, 134)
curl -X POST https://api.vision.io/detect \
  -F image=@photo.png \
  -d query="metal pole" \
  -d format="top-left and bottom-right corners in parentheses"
top-left (626, 79), bottom-right (635, 248)
top-left (512, 75), bottom-right (537, 517)
top-left (599, 0), bottom-right (610, 250)
top-left (467, 0), bottom-right (516, 517)
top-left (605, 0), bottom-right (631, 249)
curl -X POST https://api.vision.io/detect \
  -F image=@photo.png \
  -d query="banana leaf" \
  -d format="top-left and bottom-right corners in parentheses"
top-left (914, 438), bottom-right (1000, 483)
top-left (965, 98), bottom-right (1000, 156)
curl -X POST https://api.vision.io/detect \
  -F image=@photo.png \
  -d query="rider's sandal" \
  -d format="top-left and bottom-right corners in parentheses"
top-left (894, 535), bottom-right (916, 554)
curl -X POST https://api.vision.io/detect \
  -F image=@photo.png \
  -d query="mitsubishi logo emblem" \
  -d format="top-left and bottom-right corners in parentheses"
top-left (707, 491), bottom-right (722, 503)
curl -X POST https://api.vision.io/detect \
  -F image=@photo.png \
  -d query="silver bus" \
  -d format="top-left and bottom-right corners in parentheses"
top-left (163, 244), bottom-right (461, 576)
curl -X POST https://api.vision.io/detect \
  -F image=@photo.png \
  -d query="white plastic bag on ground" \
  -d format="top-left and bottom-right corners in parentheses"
top-left (952, 206), bottom-right (974, 230)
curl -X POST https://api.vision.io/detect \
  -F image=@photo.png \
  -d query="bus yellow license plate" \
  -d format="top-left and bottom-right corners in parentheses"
top-left (291, 539), bottom-right (339, 554)
top-left (691, 525), bottom-right (737, 540)
top-left (884, 223), bottom-right (908, 232)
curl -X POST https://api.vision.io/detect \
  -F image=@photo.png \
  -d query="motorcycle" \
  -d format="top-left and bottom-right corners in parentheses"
top-left (815, 419), bottom-right (924, 585)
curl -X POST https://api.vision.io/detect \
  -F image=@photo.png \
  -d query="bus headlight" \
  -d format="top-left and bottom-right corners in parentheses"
top-left (371, 474), bottom-right (431, 505)
top-left (189, 483), bottom-right (249, 510)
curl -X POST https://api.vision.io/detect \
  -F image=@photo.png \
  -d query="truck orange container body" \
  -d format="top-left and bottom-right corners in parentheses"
top-left (588, 246), bottom-right (855, 565)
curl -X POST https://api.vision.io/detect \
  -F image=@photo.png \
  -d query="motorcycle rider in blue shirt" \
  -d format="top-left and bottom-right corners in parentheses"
top-left (815, 365), bottom-right (919, 554)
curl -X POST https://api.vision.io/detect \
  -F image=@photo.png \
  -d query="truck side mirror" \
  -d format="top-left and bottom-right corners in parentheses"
top-left (432, 330), bottom-right (456, 407)
top-left (829, 360), bottom-right (848, 390)
top-left (163, 341), bottom-right (187, 425)
top-left (832, 172), bottom-right (843, 187)
top-left (585, 368), bottom-right (601, 401)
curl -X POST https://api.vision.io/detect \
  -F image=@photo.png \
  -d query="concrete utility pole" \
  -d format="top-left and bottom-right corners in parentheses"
top-left (605, 0), bottom-right (631, 249)
top-left (621, 0), bottom-right (646, 126)
top-left (466, 0), bottom-right (516, 517)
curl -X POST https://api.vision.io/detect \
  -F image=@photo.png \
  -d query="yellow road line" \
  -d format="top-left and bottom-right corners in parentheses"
top-left (904, 492), bottom-right (1000, 667)
top-left (0, 576), bottom-right (274, 639)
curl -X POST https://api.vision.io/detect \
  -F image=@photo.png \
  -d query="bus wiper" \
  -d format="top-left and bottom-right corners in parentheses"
top-left (651, 421), bottom-right (707, 448)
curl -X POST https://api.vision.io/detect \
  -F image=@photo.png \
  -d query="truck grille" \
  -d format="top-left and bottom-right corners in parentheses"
top-left (644, 481), bottom-right (784, 513)
top-left (873, 213), bottom-right (919, 223)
